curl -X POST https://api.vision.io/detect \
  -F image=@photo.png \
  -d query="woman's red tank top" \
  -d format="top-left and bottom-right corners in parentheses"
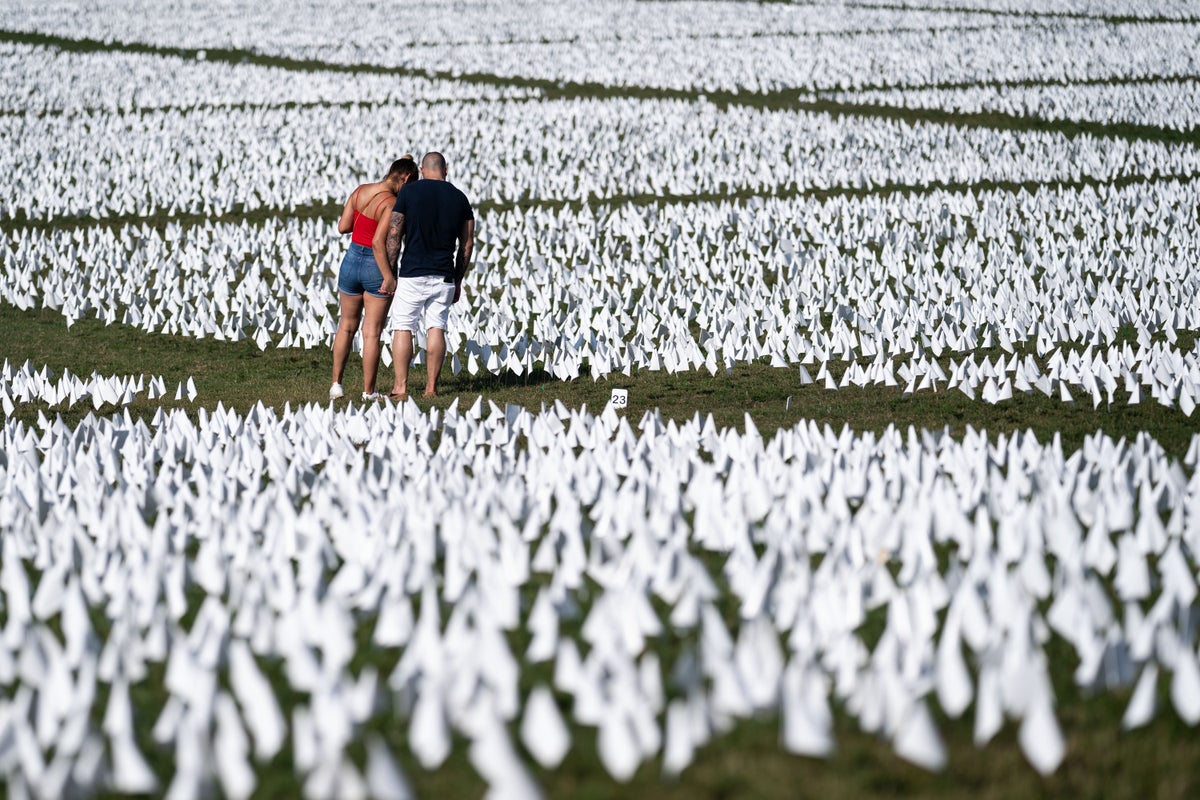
top-left (350, 190), bottom-right (392, 246)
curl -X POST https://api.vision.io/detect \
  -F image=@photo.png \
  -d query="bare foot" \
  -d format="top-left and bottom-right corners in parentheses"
top-left (422, 390), bottom-right (438, 399)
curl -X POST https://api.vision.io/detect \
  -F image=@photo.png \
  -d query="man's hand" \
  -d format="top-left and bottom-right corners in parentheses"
top-left (381, 274), bottom-right (397, 296)
top-left (453, 279), bottom-right (462, 304)
top-left (373, 208), bottom-right (402, 280)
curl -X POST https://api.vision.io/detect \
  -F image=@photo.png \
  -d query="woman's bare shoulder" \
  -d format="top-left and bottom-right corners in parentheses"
top-left (349, 181), bottom-right (378, 206)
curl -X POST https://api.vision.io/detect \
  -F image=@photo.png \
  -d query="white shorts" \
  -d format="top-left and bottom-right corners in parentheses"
top-left (388, 275), bottom-right (455, 334)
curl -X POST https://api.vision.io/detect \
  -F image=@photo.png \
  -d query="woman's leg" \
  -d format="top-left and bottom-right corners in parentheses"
top-left (332, 292), bottom-right (364, 386)
top-left (360, 293), bottom-right (392, 395)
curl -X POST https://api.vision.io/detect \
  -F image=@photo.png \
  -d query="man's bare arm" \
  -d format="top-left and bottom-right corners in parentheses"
top-left (455, 218), bottom-right (475, 283)
top-left (370, 209), bottom-right (397, 294)
top-left (386, 212), bottom-right (406, 271)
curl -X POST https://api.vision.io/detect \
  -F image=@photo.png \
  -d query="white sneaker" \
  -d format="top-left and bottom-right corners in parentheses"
top-left (329, 383), bottom-right (345, 400)
top-left (362, 392), bottom-right (384, 401)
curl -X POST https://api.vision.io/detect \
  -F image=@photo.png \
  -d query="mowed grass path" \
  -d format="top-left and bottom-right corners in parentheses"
top-left (2, 305), bottom-right (1197, 458)
top-left (3, 27), bottom-right (1199, 148)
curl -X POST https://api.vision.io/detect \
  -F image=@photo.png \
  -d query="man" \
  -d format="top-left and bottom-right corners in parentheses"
top-left (375, 151), bottom-right (475, 400)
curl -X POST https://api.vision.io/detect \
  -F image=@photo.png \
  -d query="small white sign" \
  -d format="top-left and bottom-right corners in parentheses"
top-left (610, 388), bottom-right (629, 408)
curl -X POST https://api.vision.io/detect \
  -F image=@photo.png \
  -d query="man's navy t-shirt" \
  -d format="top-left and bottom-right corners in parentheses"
top-left (393, 180), bottom-right (474, 280)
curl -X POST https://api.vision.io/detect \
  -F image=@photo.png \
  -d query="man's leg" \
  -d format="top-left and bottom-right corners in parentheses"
top-left (360, 293), bottom-right (391, 395)
top-left (388, 278), bottom-right (419, 401)
top-left (424, 327), bottom-right (446, 397)
top-left (391, 330), bottom-right (414, 400)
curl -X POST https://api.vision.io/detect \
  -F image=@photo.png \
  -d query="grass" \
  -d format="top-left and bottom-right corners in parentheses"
top-left (3, 238), bottom-right (1196, 800)
top-left (5, 161), bottom-right (1195, 236)
top-left (4, 245), bottom-right (1200, 800)
top-left (112, 682), bottom-right (1200, 799)
top-left (61, 532), bottom-right (1198, 800)
top-left (2, 28), bottom-right (1198, 147)
top-left (798, 0), bottom-right (1200, 26)
top-left (641, 0), bottom-right (1200, 26)
top-left (537, 694), bottom-right (1200, 800)
top-left (5, 19), bottom-right (1200, 799)
top-left (83, 578), bottom-right (1200, 800)
top-left (70, 556), bottom-right (1200, 800)
top-left (3, 305), bottom-right (1198, 460)
top-left (0, 94), bottom-right (509, 121)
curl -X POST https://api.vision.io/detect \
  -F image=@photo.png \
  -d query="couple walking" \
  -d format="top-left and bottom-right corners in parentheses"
top-left (330, 152), bottom-right (475, 402)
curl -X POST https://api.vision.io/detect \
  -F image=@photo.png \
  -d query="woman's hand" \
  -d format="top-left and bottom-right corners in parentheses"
top-left (381, 275), bottom-right (397, 296)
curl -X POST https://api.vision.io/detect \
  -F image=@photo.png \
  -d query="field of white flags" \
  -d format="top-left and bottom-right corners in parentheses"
top-left (3, 0), bottom-right (1200, 798)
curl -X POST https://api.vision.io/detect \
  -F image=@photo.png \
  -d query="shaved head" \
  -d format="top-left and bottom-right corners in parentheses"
top-left (421, 152), bottom-right (447, 174)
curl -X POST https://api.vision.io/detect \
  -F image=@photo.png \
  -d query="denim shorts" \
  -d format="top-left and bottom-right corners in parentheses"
top-left (337, 243), bottom-right (388, 298)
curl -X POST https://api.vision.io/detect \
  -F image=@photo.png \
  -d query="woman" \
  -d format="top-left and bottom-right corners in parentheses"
top-left (330, 156), bottom-right (418, 401)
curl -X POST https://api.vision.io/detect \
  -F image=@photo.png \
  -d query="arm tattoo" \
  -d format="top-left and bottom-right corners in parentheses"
top-left (456, 220), bottom-right (475, 281)
top-left (386, 213), bottom-right (405, 270)
top-left (456, 239), bottom-right (474, 282)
